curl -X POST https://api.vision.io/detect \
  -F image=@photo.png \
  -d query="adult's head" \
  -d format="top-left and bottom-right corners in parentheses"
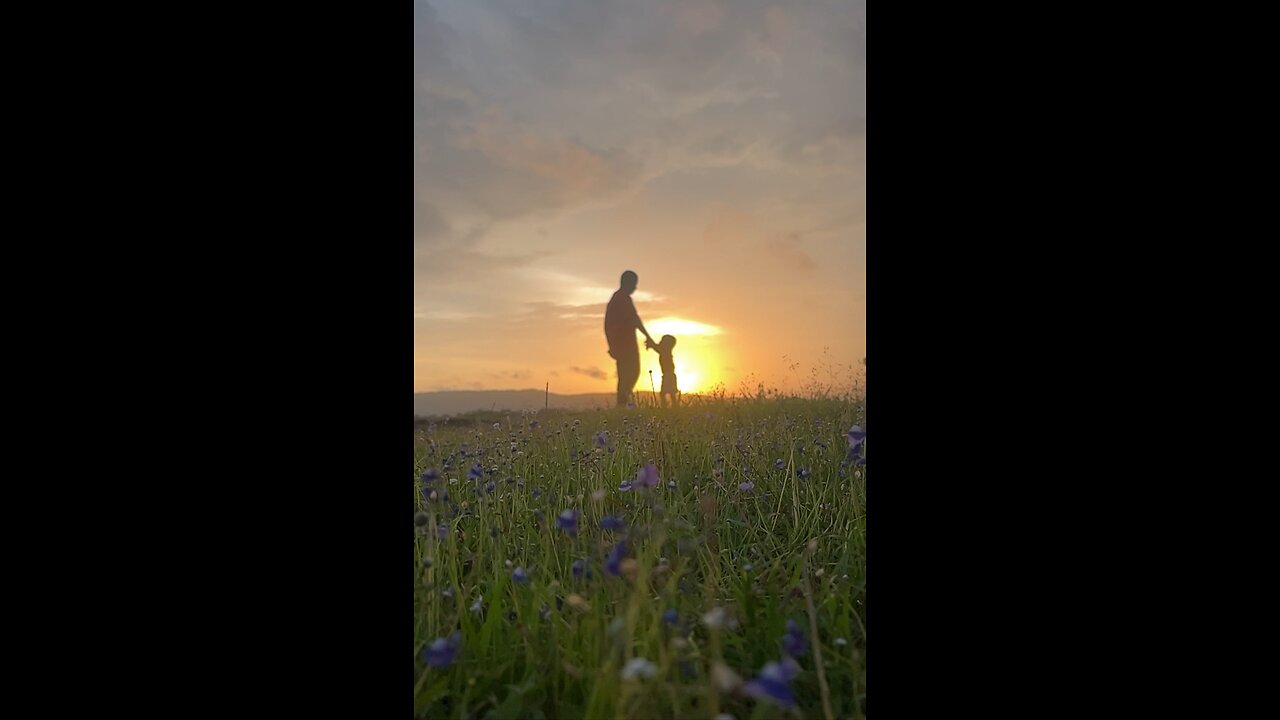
top-left (620, 270), bottom-right (638, 294)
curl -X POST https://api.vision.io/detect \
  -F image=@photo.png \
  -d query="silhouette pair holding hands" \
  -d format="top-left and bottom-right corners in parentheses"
top-left (605, 270), bottom-right (680, 408)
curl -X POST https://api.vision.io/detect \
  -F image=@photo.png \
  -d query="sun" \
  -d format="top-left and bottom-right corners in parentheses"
top-left (641, 317), bottom-right (723, 395)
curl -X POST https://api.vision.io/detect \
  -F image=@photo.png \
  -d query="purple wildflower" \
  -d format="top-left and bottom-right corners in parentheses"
top-left (599, 515), bottom-right (626, 532)
top-left (739, 481), bottom-right (755, 492)
top-left (436, 523), bottom-right (449, 540)
top-left (774, 459), bottom-right (785, 471)
top-left (606, 541), bottom-right (627, 576)
top-left (795, 468), bottom-right (811, 480)
top-left (571, 558), bottom-right (592, 579)
top-left (847, 425), bottom-right (866, 451)
top-left (422, 468), bottom-right (439, 485)
top-left (468, 462), bottom-right (484, 481)
top-left (783, 619), bottom-right (807, 657)
top-left (422, 631), bottom-right (461, 668)
top-left (636, 463), bottom-right (661, 489)
top-left (594, 430), bottom-right (610, 448)
top-left (532, 486), bottom-right (542, 499)
top-left (742, 657), bottom-right (800, 708)
top-left (557, 509), bottom-right (580, 536)
top-left (512, 567), bottom-right (529, 584)
top-left (618, 481), bottom-right (633, 492)
top-left (663, 608), bottom-right (679, 626)
top-left (667, 480), bottom-right (677, 490)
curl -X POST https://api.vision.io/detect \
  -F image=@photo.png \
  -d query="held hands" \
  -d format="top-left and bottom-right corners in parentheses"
top-left (645, 337), bottom-right (657, 351)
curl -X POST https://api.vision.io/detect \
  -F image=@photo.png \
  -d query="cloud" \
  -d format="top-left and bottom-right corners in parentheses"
top-left (570, 365), bottom-right (608, 380)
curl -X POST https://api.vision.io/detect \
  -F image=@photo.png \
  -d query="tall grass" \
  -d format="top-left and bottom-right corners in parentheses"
top-left (414, 393), bottom-right (866, 719)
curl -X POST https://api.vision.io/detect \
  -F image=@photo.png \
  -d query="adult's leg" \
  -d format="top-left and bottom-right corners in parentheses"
top-left (616, 347), bottom-right (640, 407)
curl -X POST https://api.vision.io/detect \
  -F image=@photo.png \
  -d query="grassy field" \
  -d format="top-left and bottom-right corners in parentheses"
top-left (414, 394), bottom-right (866, 719)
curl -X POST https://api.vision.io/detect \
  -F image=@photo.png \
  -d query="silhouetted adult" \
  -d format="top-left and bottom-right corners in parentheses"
top-left (604, 270), bottom-right (656, 408)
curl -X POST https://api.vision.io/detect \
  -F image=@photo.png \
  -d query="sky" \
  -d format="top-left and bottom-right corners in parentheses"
top-left (415, 0), bottom-right (865, 396)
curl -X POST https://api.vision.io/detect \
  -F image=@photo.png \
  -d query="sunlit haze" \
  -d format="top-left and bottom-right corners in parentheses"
top-left (415, 0), bottom-right (866, 396)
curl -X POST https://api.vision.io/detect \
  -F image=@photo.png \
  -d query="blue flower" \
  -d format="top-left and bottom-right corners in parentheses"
top-left (571, 558), bottom-right (592, 579)
top-left (594, 430), bottom-right (610, 448)
top-left (742, 657), bottom-right (800, 708)
top-left (783, 619), bottom-right (807, 657)
top-left (606, 541), bottom-right (627, 576)
top-left (557, 509), bottom-right (580, 535)
top-left (422, 468), bottom-right (439, 485)
top-left (847, 425), bottom-right (866, 451)
top-left (512, 567), bottom-right (529, 584)
top-left (532, 486), bottom-right (543, 499)
top-left (422, 631), bottom-right (461, 668)
top-left (635, 463), bottom-right (661, 489)
top-left (663, 608), bottom-right (679, 626)
top-left (436, 524), bottom-right (449, 540)
top-left (667, 480), bottom-right (677, 490)
top-left (468, 462), bottom-right (484, 481)
top-left (795, 468), bottom-right (811, 480)
top-left (774, 459), bottom-right (785, 471)
top-left (599, 515), bottom-right (626, 532)
top-left (739, 481), bottom-right (755, 492)
top-left (618, 481), bottom-right (633, 492)
top-left (484, 481), bottom-right (495, 494)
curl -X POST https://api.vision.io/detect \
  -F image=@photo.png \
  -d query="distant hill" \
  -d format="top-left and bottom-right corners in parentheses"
top-left (414, 390), bottom-right (620, 417)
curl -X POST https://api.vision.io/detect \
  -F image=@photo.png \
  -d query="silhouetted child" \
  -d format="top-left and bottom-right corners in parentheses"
top-left (648, 334), bottom-right (680, 407)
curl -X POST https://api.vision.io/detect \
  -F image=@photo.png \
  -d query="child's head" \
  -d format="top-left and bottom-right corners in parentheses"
top-left (660, 335), bottom-right (676, 351)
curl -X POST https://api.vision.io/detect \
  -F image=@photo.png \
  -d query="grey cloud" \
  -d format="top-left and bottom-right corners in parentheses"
top-left (569, 365), bottom-right (608, 380)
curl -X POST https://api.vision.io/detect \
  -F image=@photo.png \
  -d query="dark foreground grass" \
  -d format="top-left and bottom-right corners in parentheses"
top-left (414, 395), bottom-right (866, 720)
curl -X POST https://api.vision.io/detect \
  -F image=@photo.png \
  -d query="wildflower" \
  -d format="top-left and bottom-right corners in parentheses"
top-left (847, 425), bottom-right (866, 451)
top-left (835, 637), bottom-right (848, 647)
top-left (606, 541), bottom-right (627, 576)
top-left (529, 420), bottom-right (539, 429)
top-left (540, 604), bottom-right (551, 621)
top-left (667, 480), bottom-right (677, 490)
top-left (512, 567), bottom-right (529, 584)
top-left (742, 657), bottom-right (800, 708)
top-left (441, 586), bottom-right (453, 600)
top-left (436, 524), bottom-right (449, 540)
top-left (468, 462), bottom-right (484, 481)
top-left (774, 459), bottom-right (784, 470)
top-left (571, 558), bottom-right (592, 579)
top-left (738, 481), bottom-right (755, 492)
top-left (591, 489), bottom-right (606, 502)
top-left (414, 511), bottom-right (430, 527)
top-left (702, 606), bottom-right (728, 629)
top-left (710, 661), bottom-right (742, 692)
top-left (599, 515), bottom-right (626, 532)
top-left (469, 596), bottom-right (484, 616)
top-left (422, 468), bottom-right (439, 485)
top-left (492, 422), bottom-right (501, 431)
top-left (795, 467), bottom-right (811, 480)
top-left (618, 481), bottom-right (633, 492)
top-left (556, 509), bottom-right (580, 536)
top-left (421, 631), bottom-right (461, 668)
top-left (620, 657), bottom-right (657, 681)
top-left (594, 430), bottom-right (609, 448)
top-left (636, 463), bottom-right (661, 489)
top-left (619, 558), bottom-right (639, 581)
top-left (662, 608), bottom-right (679, 626)
top-left (421, 555), bottom-right (432, 568)
top-left (566, 593), bottom-right (592, 611)
top-left (783, 619), bottom-right (807, 657)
